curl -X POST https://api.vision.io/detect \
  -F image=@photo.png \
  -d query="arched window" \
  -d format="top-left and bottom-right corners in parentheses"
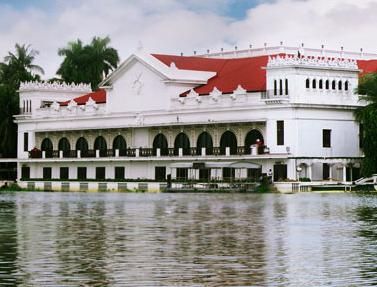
top-left (306, 78), bottom-right (310, 89)
top-left (76, 137), bottom-right (89, 157)
top-left (244, 130), bottom-right (264, 154)
top-left (94, 136), bottom-right (107, 157)
top-left (319, 79), bottom-right (323, 89)
top-left (332, 80), bottom-right (336, 90)
top-left (338, 80), bottom-right (342, 90)
top-left (285, 79), bottom-right (288, 95)
top-left (345, 81), bottom-right (349, 91)
top-left (58, 138), bottom-right (71, 157)
top-left (196, 132), bottom-right (213, 155)
top-left (325, 79), bottom-right (330, 90)
top-left (41, 138), bottom-right (53, 158)
top-left (153, 134), bottom-right (168, 156)
top-left (174, 133), bottom-right (190, 156)
top-left (220, 131), bottom-right (237, 155)
top-left (279, 79), bottom-right (283, 95)
top-left (312, 79), bottom-right (317, 89)
top-left (273, 80), bottom-right (277, 95)
top-left (113, 135), bottom-right (127, 156)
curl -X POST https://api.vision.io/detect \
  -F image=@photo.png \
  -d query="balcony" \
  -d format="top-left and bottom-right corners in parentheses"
top-left (261, 90), bottom-right (290, 104)
top-left (29, 145), bottom-right (271, 160)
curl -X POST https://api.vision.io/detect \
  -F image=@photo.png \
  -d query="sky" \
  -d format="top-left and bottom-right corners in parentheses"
top-left (1, 0), bottom-right (377, 78)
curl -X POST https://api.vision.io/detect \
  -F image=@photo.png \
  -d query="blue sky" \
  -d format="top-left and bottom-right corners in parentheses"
top-left (0, 0), bottom-right (261, 19)
top-left (0, 0), bottom-right (376, 78)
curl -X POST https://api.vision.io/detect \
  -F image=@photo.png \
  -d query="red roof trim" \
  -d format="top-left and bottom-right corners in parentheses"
top-left (60, 89), bottom-right (106, 106)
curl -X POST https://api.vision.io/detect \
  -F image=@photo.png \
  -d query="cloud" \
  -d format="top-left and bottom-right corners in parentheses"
top-left (0, 0), bottom-right (377, 78)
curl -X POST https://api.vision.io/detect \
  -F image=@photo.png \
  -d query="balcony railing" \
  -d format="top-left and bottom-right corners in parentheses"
top-left (261, 89), bottom-right (290, 99)
top-left (29, 145), bottom-right (271, 159)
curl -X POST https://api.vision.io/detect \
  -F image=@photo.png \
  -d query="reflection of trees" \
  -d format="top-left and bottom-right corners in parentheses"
top-left (55, 200), bottom-right (110, 286)
top-left (0, 199), bottom-right (18, 285)
top-left (356, 204), bottom-right (377, 284)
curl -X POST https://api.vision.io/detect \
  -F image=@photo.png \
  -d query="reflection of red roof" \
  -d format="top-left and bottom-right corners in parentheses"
top-left (358, 60), bottom-right (377, 77)
top-left (152, 54), bottom-right (269, 96)
top-left (60, 89), bottom-right (106, 106)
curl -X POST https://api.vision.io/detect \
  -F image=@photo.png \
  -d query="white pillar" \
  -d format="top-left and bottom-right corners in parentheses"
top-left (77, 150), bottom-right (81, 158)
top-left (201, 147), bottom-right (206, 156)
top-left (343, 165), bottom-right (347, 182)
top-left (59, 150), bottom-right (63, 159)
top-left (115, 149), bottom-right (119, 157)
top-left (179, 148), bottom-right (183, 157)
top-left (329, 164), bottom-right (333, 181)
top-left (135, 148), bottom-right (140, 157)
top-left (42, 151), bottom-right (46, 159)
top-left (96, 150), bottom-right (100, 158)
top-left (308, 164), bottom-right (312, 180)
top-left (226, 147), bottom-right (230, 156)
top-left (156, 148), bottom-right (161, 157)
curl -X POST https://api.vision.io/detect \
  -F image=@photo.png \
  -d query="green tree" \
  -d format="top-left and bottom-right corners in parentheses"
top-left (57, 36), bottom-right (119, 90)
top-left (0, 44), bottom-right (43, 157)
top-left (355, 73), bottom-right (377, 176)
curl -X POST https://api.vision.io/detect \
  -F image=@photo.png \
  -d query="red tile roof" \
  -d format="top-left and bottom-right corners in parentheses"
top-left (357, 60), bottom-right (377, 77)
top-left (60, 89), bottom-right (106, 106)
top-left (152, 54), bottom-right (269, 96)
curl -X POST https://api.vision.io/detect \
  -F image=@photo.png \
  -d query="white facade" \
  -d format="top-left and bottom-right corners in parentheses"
top-left (14, 46), bottom-right (370, 190)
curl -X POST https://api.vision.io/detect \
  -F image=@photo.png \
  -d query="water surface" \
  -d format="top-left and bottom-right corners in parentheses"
top-left (0, 192), bottom-right (377, 286)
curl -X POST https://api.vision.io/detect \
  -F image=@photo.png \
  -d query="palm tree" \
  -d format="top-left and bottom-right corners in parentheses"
top-left (0, 43), bottom-right (43, 157)
top-left (354, 73), bottom-right (377, 176)
top-left (57, 36), bottom-right (120, 89)
top-left (4, 44), bottom-right (44, 86)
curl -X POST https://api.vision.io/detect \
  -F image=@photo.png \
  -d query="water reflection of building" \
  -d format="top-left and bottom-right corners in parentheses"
top-left (15, 46), bottom-right (377, 190)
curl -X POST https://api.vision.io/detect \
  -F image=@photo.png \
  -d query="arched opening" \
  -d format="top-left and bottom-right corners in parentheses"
top-left (113, 135), bottom-right (127, 156)
top-left (76, 137), bottom-right (89, 157)
top-left (306, 78), bottom-right (310, 89)
top-left (332, 80), bottom-right (336, 90)
top-left (312, 79), bottom-right (316, 89)
top-left (196, 132), bottom-right (213, 155)
top-left (153, 134), bottom-right (168, 156)
top-left (338, 80), bottom-right (342, 90)
top-left (220, 131), bottom-right (237, 155)
top-left (174, 133), bottom-right (190, 156)
top-left (41, 138), bottom-right (53, 158)
top-left (273, 80), bottom-right (277, 95)
top-left (94, 136), bottom-right (107, 157)
top-left (345, 81), bottom-right (349, 91)
top-left (285, 79), bottom-right (288, 95)
top-left (279, 79), bottom-right (283, 95)
top-left (325, 79), bottom-right (330, 89)
top-left (58, 138), bottom-right (71, 157)
top-left (244, 129), bottom-right (264, 154)
top-left (319, 79), bottom-right (323, 89)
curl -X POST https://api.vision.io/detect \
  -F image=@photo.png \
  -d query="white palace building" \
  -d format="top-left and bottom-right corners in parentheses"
top-left (13, 45), bottom-right (377, 192)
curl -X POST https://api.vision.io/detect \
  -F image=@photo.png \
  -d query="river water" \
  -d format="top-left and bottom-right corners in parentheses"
top-left (0, 192), bottom-right (377, 286)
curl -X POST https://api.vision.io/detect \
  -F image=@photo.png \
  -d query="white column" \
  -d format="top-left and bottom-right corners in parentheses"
top-left (308, 164), bottom-right (312, 180)
top-left (115, 149), bottom-right (119, 157)
top-left (179, 148), bottom-right (183, 157)
top-left (343, 165), bottom-right (347, 182)
top-left (96, 150), bottom-right (100, 158)
top-left (226, 147), bottom-right (230, 156)
top-left (42, 151), bottom-right (46, 159)
top-left (156, 148), bottom-right (161, 157)
top-left (329, 164), bottom-right (333, 181)
top-left (77, 150), bottom-right (81, 158)
top-left (135, 148), bottom-right (140, 157)
top-left (59, 150), bottom-right (63, 159)
top-left (201, 147), bottom-right (206, 156)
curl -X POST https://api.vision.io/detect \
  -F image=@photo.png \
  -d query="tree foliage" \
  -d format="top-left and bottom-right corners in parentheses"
top-left (0, 44), bottom-right (43, 157)
top-left (355, 73), bottom-right (377, 176)
top-left (57, 36), bottom-right (119, 90)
